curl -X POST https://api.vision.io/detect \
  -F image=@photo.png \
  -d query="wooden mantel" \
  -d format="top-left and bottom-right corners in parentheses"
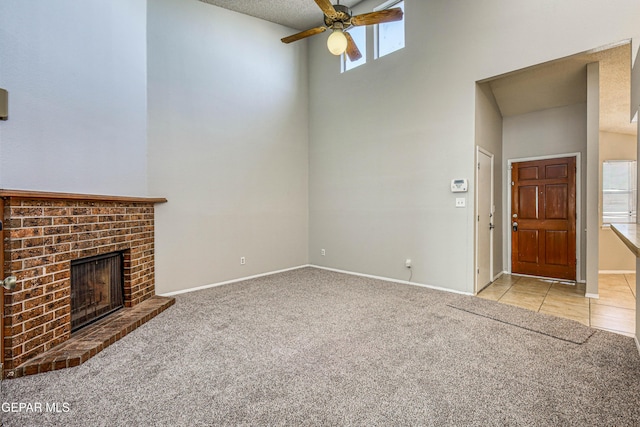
top-left (610, 224), bottom-right (640, 258)
top-left (0, 189), bottom-right (167, 204)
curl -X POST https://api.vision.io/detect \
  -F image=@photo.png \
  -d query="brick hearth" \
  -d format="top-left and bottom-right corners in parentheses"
top-left (10, 295), bottom-right (174, 378)
top-left (1, 190), bottom-right (170, 378)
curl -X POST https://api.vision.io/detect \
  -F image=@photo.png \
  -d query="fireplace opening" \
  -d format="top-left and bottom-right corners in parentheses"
top-left (70, 251), bottom-right (125, 332)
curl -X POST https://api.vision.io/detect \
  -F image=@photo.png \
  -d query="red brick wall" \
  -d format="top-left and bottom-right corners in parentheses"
top-left (2, 199), bottom-right (157, 370)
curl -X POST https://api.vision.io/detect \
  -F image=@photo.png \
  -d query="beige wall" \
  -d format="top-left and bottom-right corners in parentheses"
top-left (599, 131), bottom-right (637, 271)
top-left (148, 0), bottom-right (310, 293)
top-left (0, 0), bottom-right (148, 195)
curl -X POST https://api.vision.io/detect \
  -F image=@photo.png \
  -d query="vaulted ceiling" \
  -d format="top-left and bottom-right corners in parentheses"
top-left (199, 1), bottom-right (635, 136)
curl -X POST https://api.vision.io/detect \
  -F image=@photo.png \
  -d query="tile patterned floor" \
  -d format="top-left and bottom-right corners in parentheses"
top-left (478, 273), bottom-right (636, 337)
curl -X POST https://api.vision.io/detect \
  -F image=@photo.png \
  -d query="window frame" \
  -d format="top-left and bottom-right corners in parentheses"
top-left (341, 25), bottom-right (367, 73)
top-left (374, 0), bottom-right (405, 60)
top-left (602, 159), bottom-right (637, 227)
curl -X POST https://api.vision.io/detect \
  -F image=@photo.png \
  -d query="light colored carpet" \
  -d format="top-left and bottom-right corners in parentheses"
top-left (3, 267), bottom-right (640, 426)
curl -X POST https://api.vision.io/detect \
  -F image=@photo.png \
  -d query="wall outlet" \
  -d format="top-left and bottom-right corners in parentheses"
top-left (405, 259), bottom-right (412, 268)
top-left (240, 256), bottom-right (246, 265)
top-left (455, 198), bottom-right (466, 208)
top-left (321, 249), bottom-right (326, 256)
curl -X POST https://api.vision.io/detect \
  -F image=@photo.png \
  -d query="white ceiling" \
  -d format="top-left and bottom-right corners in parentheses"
top-left (487, 43), bottom-right (635, 135)
top-left (198, 0), bottom-right (365, 30)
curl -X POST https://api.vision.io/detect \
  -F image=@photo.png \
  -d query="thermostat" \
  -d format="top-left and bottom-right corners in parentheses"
top-left (451, 179), bottom-right (468, 193)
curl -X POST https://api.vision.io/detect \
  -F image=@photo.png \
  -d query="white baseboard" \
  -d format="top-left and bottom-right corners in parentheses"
top-left (598, 270), bottom-right (636, 274)
top-left (159, 264), bottom-right (311, 296)
top-left (310, 265), bottom-right (474, 296)
top-left (585, 293), bottom-right (599, 299)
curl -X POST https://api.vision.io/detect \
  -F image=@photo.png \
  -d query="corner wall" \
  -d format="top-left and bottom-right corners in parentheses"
top-left (147, 0), bottom-right (309, 293)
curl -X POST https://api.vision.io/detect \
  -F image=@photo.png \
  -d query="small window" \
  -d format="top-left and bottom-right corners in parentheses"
top-left (602, 160), bottom-right (637, 225)
top-left (342, 26), bottom-right (366, 72)
top-left (375, 0), bottom-right (405, 59)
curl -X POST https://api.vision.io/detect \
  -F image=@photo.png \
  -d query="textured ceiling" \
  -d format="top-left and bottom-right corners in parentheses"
top-left (487, 43), bottom-right (635, 135)
top-left (198, 0), bottom-right (365, 30)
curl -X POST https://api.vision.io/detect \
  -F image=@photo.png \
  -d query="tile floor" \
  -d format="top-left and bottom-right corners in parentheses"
top-left (478, 273), bottom-right (636, 337)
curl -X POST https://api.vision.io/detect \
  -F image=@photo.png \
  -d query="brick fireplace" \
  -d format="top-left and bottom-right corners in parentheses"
top-left (1, 190), bottom-right (173, 378)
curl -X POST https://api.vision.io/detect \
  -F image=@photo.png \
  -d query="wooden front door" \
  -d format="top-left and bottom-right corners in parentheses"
top-left (511, 156), bottom-right (576, 281)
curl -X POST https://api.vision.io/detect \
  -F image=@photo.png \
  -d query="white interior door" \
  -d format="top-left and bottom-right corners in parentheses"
top-left (476, 148), bottom-right (494, 292)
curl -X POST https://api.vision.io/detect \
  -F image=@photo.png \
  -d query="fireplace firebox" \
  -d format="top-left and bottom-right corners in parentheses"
top-left (70, 252), bottom-right (125, 332)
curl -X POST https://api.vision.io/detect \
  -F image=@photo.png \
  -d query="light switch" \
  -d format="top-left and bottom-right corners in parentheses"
top-left (455, 198), bottom-right (466, 208)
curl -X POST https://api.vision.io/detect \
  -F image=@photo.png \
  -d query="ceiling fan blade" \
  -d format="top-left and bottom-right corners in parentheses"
top-left (351, 8), bottom-right (403, 26)
top-left (314, 0), bottom-right (338, 19)
top-left (344, 32), bottom-right (362, 62)
top-left (281, 26), bottom-right (327, 44)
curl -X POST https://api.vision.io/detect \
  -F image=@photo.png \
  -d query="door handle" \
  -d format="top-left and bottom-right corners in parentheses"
top-left (512, 222), bottom-right (518, 232)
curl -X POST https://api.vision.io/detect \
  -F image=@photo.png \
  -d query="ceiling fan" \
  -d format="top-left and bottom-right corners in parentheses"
top-left (281, 0), bottom-right (404, 61)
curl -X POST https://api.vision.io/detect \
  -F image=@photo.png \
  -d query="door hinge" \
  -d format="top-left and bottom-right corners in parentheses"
top-left (478, 163), bottom-right (480, 170)
top-left (511, 181), bottom-right (515, 186)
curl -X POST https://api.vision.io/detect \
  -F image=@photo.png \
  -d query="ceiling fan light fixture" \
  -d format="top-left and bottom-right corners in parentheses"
top-left (327, 29), bottom-right (348, 56)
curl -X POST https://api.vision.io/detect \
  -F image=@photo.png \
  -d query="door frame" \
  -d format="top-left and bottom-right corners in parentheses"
top-left (506, 152), bottom-right (582, 282)
top-left (475, 146), bottom-right (494, 293)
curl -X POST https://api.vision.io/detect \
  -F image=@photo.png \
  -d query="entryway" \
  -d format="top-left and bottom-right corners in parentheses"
top-left (479, 273), bottom-right (636, 336)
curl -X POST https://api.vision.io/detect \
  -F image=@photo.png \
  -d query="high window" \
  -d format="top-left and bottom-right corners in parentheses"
top-left (602, 160), bottom-right (637, 225)
top-left (375, 0), bottom-right (405, 59)
top-left (342, 26), bottom-right (366, 72)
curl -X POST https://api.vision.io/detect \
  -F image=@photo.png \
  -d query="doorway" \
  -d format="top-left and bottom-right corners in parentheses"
top-left (511, 156), bottom-right (577, 281)
top-left (476, 147), bottom-right (494, 292)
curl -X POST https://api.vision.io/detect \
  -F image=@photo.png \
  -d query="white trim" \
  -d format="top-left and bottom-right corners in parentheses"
top-left (311, 265), bottom-right (474, 296)
top-left (159, 264), bottom-right (475, 298)
top-left (598, 270), bottom-right (636, 274)
top-left (506, 152), bottom-right (582, 282)
top-left (585, 293), bottom-right (599, 299)
top-left (159, 265), bottom-right (311, 296)
top-left (475, 147), bottom-right (495, 294)
top-left (635, 336), bottom-right (640, 356)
